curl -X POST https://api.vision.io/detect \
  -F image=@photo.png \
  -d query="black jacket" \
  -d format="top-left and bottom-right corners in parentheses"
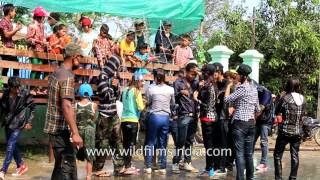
top-left (0, 88), bottom-right (35, 130)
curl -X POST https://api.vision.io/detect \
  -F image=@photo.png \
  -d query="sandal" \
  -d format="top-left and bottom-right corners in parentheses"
top-left (123, 167), bottom-right (139, 175)
top-left (95, 170), bottom-right (111, 177)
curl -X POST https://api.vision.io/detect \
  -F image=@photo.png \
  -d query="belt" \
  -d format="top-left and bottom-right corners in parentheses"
top-left (180, 113), bottom-right (194, 117)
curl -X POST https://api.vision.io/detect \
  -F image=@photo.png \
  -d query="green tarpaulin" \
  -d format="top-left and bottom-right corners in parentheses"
top-left (3, 0), bottom-right (205, 34)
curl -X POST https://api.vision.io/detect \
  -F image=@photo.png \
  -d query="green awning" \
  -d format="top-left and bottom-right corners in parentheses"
top-left (3, 0), bottom-right (205, 34)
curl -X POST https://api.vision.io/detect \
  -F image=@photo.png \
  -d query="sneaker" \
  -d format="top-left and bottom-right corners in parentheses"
top-left (12, 163), bottom-right (28, 176)
top-left (184, 162), bottom-right (199, 173)
top-left (256, 164), bottom-right (268, 171)
top-left (154, 169), bottom-right (166, 175)
top-left (0, 171), bottom-right (5, 180)
top-left (215, 169), bottom-right (227, 176)
top-left (172, 164), bottom-right (180, 174)
top-left (144, 168), bottom-right (152, 174)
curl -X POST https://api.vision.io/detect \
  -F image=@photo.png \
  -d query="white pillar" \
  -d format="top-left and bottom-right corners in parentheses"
top-left (208, 45), bottom-right (233, 72)
top-left (239, 49), bottom-right (264, 83)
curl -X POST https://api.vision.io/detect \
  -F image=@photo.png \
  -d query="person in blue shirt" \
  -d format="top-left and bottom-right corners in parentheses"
top-left (134, 43), bottom-right (151, 75)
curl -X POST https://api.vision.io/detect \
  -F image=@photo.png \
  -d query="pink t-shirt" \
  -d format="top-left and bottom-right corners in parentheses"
top-left (174, 45), bottom-right (194, 66)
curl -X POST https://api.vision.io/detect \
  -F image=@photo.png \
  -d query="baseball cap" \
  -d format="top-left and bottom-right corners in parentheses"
top-left (33, 6), bottom-right (49, 17)
top-left (81, 17), bottom-right (91, 26)
top-left (236, 64), bottom-right (252, 76)
top-left (65, 43), bottom-right (83, 57)
top-left (162, 20), bottom-right (172, 26)
top-left (212, 62), bottom-right (224, 73)
top-left (134, 19), bottom-right (144, 26)
top-left (79, 83), bottom-right (93, 97)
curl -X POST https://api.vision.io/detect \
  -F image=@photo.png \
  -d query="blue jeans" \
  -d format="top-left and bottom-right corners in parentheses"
top-left (145, 114), bottom-right (170, 169)
top-left (1, 127), bottom-right (23, 173)
top-left (172, 115), bottom-right (197, 164)
top-left (232, 120), bottom-right (256, 180)
top-left (254, 124), bottom-right (270, 165)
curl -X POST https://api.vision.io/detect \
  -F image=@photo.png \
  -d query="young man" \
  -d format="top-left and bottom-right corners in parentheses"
top-left (134, 20), bottom-right (146, 50)
top-left (43, 43), bottom-right (83, 180)
top-left (211, 62), bottom-right (229, 175)
top-left (0, 77), bottom-right (34, 179)
top-left (254, 86), bottom-right (273, 171)
top-left (224, 64), bottom-right (260, 180)
top-left (94, 24), bottom-right (113, 69)
top-left (0, 4), bottom-right (22, 76)
top-left (93, 55), bottom-right (125, 177)
top-left (172, 63), bottom-right (199, 173)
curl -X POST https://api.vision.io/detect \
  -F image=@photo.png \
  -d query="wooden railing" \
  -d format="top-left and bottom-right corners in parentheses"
top-left (0, 47), bottom-right (180, 103)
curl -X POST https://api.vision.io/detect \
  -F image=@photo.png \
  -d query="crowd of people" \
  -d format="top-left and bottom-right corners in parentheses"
top-left (0, 4), bottom-right (192, 81)
top-left (0, 3), bottom-right (309, 180)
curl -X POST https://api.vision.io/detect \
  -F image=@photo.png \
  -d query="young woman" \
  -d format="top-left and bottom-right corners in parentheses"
top-left (193, 64), bottom-right (218, 178)
top-left (144, 69), bottom-right (175, 174)
top-left (121, 73), bottom-right (145, 175)
top-left (274, 79), bottom-right (306, 180)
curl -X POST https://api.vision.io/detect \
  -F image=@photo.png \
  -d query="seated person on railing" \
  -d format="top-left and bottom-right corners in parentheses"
top-left (27, 6), bottom-right (49, 79)
top-left (78, 17), bottom-right (97, 83)
top-left (134, 20), bottom-right (146, 51)
top-left (0, 4), bottom-right (23, 77)
top-left (134, 43), bottom-right (152, 75)
top-left (120, 31), bottom-right (141, 70)
top-left (93, 24), bottom-right (113, 69)
top-left (47, 24), bottom-right (72, 59)
top-left (173, 34), bottom-right (194, 67)
top-left (155, 21), bottom-right (174, 64)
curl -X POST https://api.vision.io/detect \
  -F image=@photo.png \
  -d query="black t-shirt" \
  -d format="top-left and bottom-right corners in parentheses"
top-left (216, 79), bottom-right (228, 119)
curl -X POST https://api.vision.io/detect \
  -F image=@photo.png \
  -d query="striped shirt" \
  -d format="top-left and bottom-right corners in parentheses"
top-left (96, 71), bottom-right (118, 117)
top-left (224, 82), bottom-right (260, 122)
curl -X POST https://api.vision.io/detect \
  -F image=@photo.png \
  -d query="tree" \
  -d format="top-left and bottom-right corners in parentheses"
top-left (205, 0), bottom-right (320, 115)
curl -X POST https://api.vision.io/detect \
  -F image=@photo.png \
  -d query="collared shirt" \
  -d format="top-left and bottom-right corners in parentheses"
top-left (94, 35), bottom-right (113, 62)
top-left (174, 78), bottom-right (199, 115)
top-left (44, 65), bottom-right (75, 135)
top-left (27, 20), bottom-right (46, 52)
top-left (0, 17), bottom-right (14, 48)
top-left (173, 45), bottom-right (194, 67)
top-left (224, 82), bottom-right (260, 122)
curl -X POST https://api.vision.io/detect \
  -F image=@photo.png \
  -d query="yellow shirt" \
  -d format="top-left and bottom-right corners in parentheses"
top-left (120, 39), bottom-right (135, 54)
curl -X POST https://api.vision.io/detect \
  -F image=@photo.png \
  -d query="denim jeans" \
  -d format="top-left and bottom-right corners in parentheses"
top-left (274, 133), bottom-right (301, 180)
top-left (1, 127), bottom-right (23, 173)
top-left (49, 130), bottom-right (77, 180)
top-left (254, 124), bottom-right (270, 165)
top-left (145, 113), bottom-right (170, 169)
top-left (201, 121), bottom-right (220, 171)
top-left (232, 120), bottom-right (256, 180)
top-left (172, 115), bottom-right (197, 164)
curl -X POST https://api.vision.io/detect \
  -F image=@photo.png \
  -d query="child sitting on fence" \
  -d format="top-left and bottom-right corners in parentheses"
top-left (134, 43), bottom-right (152, 75)
top-left (93, 24), bottom-right (113, 69)
top-left (172, 34), bottom-right (193, 67)
top-left (120, 31), bottom-right (141, 69)
top-left (27, 6), bottom-right (49, 79)
top-left (75, 83), bottom-right (98, 180)
top-left (48, 24), bottom-right (72, 56)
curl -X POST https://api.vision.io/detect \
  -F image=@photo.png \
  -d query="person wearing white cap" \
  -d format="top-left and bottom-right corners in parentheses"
top-left (120, 73), bottom-right (145, 175)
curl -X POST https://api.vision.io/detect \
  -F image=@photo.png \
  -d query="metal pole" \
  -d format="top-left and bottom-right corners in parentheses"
top-left (251, 7), bottom-right (256, 49)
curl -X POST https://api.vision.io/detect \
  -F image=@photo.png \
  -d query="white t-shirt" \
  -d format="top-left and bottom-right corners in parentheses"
top-left (79, 31), bottom-right (97, 56)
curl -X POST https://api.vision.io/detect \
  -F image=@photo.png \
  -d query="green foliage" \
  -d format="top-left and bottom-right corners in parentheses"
top-left (205, 0), bottom-right (320, 115)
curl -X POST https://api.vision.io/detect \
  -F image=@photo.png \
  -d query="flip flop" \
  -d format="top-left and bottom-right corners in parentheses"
top-left (123, 167), bottom-right (139, 175)
top-left (95, 171), bottom-right (111, 177)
